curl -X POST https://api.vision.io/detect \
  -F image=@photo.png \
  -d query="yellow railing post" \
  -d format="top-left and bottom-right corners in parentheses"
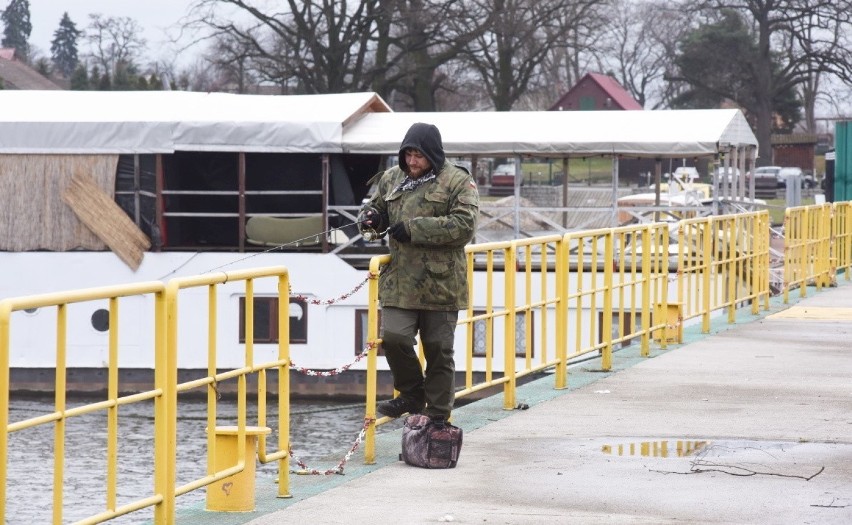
top-left (164, 281), bottom-right (180, 523)
top-left (276, 272), bottom-right (291, 497)
top-left (727, 217), bottom-right (738, 324)
top-left (601, 230), bottom-right (614, 371)
top-left (639, 225), bottom-right (652, 357)
top-left (152, 289), bottom-right (168, 525)
top-left (53, 303), bottom-right (67, 525)
top-left (503, 244), bottom-right (517, 410)
top-left (555, 234), bottom-right (568, 389)
top-left (701, 219), bottom-right (713, 333)
top-left (364, 255), bottom-right (388, 464)
top-left (0, 302), bottom-right (9, 525)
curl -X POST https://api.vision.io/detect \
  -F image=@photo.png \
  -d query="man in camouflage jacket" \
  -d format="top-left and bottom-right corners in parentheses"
top-left (359, 122), bottom-right (479, 421)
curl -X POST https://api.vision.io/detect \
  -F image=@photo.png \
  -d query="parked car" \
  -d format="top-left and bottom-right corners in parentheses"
top-left (777, 167), bottom-right (815, 189)
top-left (491, 163), bottom-right (518, 187)
top-left (750, 166), bottom-right (782, 188)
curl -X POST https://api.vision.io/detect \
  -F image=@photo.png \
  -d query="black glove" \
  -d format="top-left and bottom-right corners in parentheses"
top-left (388, 222), bottom-right (411, 243)
top-left (357, 206), bottom-right (383, 228)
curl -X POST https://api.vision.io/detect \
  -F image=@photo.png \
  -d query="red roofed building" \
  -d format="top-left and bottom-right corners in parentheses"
top-left (549, 72), bottom-right (642, 111)
top-left (0, 48), bottom-right (63, 90)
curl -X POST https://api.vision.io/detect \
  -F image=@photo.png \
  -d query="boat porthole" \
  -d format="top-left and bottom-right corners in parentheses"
top-left (91, 309), bottom-right (110, 332)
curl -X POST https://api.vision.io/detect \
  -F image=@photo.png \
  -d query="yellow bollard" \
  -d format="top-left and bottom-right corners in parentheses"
top-left (206, 425), bottom-right (272, 512)
top-left (653, 302), bottom-right (683, 344)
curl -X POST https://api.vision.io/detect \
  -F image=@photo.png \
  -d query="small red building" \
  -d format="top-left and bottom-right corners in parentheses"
top-left (549, 72), bottom-right (642, 111)
top-left (770, 134), bottom-right (817, 176)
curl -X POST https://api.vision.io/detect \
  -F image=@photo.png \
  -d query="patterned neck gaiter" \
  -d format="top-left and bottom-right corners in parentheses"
top-left (393, 170), bottom-right (436, 194)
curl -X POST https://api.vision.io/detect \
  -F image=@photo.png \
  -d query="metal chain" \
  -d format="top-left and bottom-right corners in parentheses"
top-left (289, 271), bottom-right (376, 306)
top-left (289, 417), bottom-right (375, 475)
top-left (290, 343), bottom-right (375, 377)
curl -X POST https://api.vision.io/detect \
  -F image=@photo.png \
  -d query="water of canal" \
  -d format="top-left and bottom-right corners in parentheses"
top-left (5, 396), bottom-right (376, 524)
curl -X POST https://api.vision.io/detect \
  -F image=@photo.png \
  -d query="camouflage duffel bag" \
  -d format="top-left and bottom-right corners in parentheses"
top-left (400, 414), bottom-right (463, 469)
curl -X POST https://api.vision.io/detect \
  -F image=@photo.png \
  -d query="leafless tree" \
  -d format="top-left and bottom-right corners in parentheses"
top-left (184, 0), bottom-right (378, 93)
top-left (595, 0), bottom-right (689, 109)
top-left (84, 14), bottom-right (147, 76)
top-left (461, 0), bottom-right (604, 111)
top-left (673, 0), bottom-right (852, 160)
top-left (183, 1), bottom-right (496, 109)
top-left (380, 0), bottom-right (496, 110)
top-left (203, 32), bottom-right (258, 93)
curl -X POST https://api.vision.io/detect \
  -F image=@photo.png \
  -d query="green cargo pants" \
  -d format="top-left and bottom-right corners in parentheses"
top-left (380, 307), bottom-right (459, 419)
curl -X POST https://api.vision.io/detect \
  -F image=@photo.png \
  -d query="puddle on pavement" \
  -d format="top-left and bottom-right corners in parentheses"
top-left (602, 440), bottom-right (709, 457)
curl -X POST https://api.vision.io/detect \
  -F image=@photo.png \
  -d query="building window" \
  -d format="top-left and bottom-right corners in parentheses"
top-left (239, 296), bottom-right (307, 344)
top-left (579, 96), bottom-right (596, 110)
top-left (355, 309), bottom-right (384, 356)
top-left (471, 310), bottom-right (534, 358)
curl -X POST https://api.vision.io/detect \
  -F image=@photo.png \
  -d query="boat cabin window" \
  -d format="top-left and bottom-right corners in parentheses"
top-left (355, 309), bottom-right (384, 356)
top-left (239, 296), bottom-right (307, 344)
top-left (114, 152), bottom-right (382, 253)
top-left (471, 310), bottom-right (534, 358)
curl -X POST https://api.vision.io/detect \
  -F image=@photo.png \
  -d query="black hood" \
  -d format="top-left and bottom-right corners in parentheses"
top-left (398, 122), bottom-right (445, 174)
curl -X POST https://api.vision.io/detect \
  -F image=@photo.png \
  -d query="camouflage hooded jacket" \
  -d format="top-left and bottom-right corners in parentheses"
top-left (365, 123), bottom-right (479, 311)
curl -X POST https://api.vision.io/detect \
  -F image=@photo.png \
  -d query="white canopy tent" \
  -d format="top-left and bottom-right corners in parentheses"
top-left (343, 108), bottom-right (760, 229)
top-left (0, 90), bottom-right (391, 154)
top-left (0, 91), bottom-right (756, 158)
top-left (341, 108), bottom-right (758, 158)
top-left (0, 91), bottom-right (761, 239)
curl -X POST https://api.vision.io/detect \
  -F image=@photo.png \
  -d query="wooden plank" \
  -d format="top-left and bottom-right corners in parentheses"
top-left (61, 170), bottom-right (151, 270)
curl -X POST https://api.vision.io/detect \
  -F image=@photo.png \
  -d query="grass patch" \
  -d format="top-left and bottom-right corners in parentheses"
top-left (764, 196), bottom-right (817, 225)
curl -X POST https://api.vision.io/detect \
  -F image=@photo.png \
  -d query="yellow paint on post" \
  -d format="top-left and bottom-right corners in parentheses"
top-left (206, 426), bottom-right (272, 512)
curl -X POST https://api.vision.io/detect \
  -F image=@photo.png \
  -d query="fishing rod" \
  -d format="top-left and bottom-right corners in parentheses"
top-left (157, 207), bottom-right (391, 280)
top-left (202, 219), bottom-right (368, 274)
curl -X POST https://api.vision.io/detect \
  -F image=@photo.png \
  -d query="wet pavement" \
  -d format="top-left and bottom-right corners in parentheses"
top-left (176, 277), bottom-right (852, 525)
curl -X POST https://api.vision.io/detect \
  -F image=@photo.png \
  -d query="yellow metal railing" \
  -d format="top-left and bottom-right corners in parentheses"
top-left (562, 224), bottom-right (670, 368)
top-left (0, 282), bottom-right (168, 525)
top-left (0, 266), bottom-right (291, 524)
top-left (4, 204), bottom-right (852, 523)
top-left (784, 204), bottom-right (833, 301)
top-left (830, 201), bottom-right (852, 280)
top-left (164, 267), bottom-right (292, 513)
top-left (676, 211), bottom-right (771, 330)
top-left (360, 211), bottom-right (783, 456)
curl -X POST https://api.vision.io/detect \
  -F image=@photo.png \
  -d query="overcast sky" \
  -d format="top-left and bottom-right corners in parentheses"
top-left (26, 0), bottom-right (200, 66)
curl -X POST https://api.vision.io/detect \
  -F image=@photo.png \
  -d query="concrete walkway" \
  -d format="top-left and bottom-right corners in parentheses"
top-left (179, 278), bottom-right (852, 525)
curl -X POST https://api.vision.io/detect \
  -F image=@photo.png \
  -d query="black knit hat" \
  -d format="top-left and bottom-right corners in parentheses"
top-left (398, 122), bottom-right (445, 174)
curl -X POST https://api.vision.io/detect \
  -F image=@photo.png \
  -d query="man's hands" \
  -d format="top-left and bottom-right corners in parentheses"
top-left (357, 206), bottom-right (388, 241)
top-left (362, 210), bottom-right (377, 227)
top-left (388, 222), bottom-right (411, 243)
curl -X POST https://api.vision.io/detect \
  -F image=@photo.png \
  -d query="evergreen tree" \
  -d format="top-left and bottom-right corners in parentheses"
top-left (113, 61), bottom-right (131, 90)
top-left (148, 72), bottom-right (161, 91)
top-left (98, 69), bottom-right (112, 90)
top-left (33, 56), bottom-right (49, 76)
top-left (1, 0), bottom-right (32, 60)
top-left (135, 74), bottom-right (149, 90)
top-left (89, 65), bottom-right (101, 89)
top-left (69, 64), bottom-right (89, 90)
top-left (50, 12), bottom-right (80, 77)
